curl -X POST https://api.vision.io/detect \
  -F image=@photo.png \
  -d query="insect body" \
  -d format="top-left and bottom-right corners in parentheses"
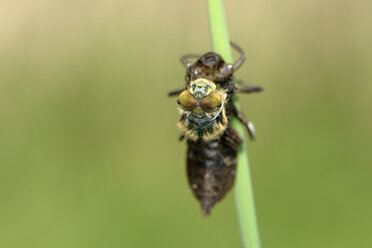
top-left (169, 42), bottom-right (262, 215)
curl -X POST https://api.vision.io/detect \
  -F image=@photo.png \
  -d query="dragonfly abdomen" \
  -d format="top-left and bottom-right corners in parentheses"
top-left (187, 136), bottom-right (237, 215)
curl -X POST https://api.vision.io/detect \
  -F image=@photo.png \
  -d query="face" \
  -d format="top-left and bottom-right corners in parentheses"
top-left (177, 78), bottom-right (224, 124)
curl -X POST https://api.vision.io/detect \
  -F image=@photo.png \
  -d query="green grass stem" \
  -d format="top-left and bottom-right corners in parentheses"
top-left (206, 1), bottom-right (261, 247)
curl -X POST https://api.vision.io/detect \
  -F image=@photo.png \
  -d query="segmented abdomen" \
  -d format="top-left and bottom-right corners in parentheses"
top-left (186, 127), bottom-right (241, 215)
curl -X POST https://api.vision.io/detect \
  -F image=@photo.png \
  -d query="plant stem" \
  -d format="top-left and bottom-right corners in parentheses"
top-left (206, 1), bottom-right (261, 247)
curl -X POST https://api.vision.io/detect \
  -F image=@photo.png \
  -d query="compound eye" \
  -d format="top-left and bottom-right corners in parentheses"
top-left (177, 90), bottom-right (198, 111)
top-left (199, 93), bottom-right (222, 112)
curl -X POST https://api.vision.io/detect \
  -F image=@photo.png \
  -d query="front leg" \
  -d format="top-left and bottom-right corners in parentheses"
top-left (180, 54), bottom-right (201, 67)
top-left (235, 80), bottom-right (263, 94)
top-left (168, 88), bottom-right (185, 96)
top-left (231, 104), bottom-right (256, 140)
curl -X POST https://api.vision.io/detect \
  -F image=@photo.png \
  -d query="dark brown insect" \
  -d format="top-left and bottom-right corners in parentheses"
top-left (168, 42), bottom-right (262, 215)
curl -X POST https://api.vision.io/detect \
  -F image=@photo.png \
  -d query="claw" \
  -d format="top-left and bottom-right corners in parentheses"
top-left (247, 121), bottom-right (256, 140)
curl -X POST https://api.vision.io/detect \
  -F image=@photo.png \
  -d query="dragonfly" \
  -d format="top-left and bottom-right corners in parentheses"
top-left (168, 42), bottom-right (262, 215)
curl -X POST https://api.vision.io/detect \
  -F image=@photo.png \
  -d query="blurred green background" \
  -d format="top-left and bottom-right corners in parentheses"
top-left (1, 0), bottom-right (372, 247)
